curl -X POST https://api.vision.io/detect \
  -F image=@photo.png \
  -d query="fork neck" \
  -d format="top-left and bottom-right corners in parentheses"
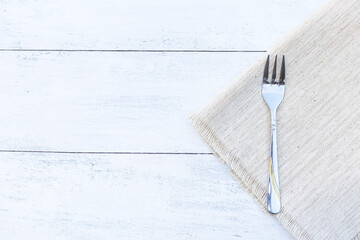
top-left (270, 109), bottom-right (277, 125)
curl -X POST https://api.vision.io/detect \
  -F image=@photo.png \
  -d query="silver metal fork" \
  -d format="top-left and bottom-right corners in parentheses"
top-left (262, 55), bottom-right (285, 214)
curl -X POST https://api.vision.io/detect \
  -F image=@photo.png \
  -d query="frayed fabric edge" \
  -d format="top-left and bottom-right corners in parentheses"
top-left (189, 113), bottom-right (315, 240)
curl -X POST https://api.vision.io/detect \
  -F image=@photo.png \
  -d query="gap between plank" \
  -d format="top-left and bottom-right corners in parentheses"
top-left (0, 150), bottom-right (214, 155)
top-left (0, 49), bottom-right (266, 53)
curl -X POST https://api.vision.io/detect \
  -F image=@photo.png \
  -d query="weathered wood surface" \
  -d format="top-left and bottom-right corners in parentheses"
top-left (0, 0), bottom-right (326, 50)
top-left (0, 153), bottom-right (292, 239)
top-left (0, 0), bottom-right (328, 238)
top-left (0, 51), bottom-right (262, 153)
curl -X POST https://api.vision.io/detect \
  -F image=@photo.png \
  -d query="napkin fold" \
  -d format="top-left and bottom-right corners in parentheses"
top-left (190, 0), bottom-right (360, 239)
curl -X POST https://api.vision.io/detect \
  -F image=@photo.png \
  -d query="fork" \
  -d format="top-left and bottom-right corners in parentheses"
top-left (262, 55), bottom-right (286, 214)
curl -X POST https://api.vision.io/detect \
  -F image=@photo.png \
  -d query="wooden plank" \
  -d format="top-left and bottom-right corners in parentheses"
top-left (0, 51), bottom-right (264, 152)
top-left (0, 0), bottom-right (326, 50)
top-left (0, 152), bottom-right (292, 239)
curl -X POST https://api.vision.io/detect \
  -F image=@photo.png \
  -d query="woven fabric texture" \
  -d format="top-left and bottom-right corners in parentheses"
top-left (190, 0), bottom-right (360, 239)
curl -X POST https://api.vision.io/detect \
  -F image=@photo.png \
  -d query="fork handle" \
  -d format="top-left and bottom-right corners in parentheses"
top-left (267, 110), bottom-right (281, 214)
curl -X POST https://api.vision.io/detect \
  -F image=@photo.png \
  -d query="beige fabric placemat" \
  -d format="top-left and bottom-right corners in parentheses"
top-left (190, 0), bottom-right (360, 239)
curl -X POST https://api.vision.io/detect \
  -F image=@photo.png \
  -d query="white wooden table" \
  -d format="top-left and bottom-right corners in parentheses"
top-left (0, 1), bottom-right (326, 239)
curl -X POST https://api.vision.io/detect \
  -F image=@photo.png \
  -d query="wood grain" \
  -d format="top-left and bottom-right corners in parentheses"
top-left (0, 152), bottom-right (292, 240)
top-left (0, 51), bottom-right (262, 153)
top-left (0, 0), bottom-right (326, 50)
top-left (0, 1), bottom-right (327, 238)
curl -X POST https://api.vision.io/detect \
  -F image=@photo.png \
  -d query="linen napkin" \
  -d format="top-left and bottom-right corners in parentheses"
top-left (190, 0), bottom-right (360, 239)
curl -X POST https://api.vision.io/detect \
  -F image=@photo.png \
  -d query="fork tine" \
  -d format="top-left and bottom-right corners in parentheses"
top-left (271, 55), bottom-right (277, 83)
top-left (263, 55), bottom-right (270, 83)
top-left (279, 55), bottom-right (285, 84)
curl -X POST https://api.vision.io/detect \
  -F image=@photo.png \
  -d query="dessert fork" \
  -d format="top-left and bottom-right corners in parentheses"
top-left (262, 55), bottom-right (286, 214)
